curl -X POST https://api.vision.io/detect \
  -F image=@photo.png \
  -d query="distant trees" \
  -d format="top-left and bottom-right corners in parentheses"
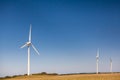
top-left (32, 72), bottom-right (58, 75)
top-left (41, 72), bottom-right (47, 75)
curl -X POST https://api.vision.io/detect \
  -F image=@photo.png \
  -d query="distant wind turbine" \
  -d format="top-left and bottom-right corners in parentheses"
top-left (96, 48), bottom-right (99, 74)
top-left (21, 24), bottom-right (40, 76)
top-left (110, 57), bottom-right (112, 73)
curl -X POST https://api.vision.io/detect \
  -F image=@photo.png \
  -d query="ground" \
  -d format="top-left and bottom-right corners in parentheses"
top-left (1, 73), bottom-right (120, 80)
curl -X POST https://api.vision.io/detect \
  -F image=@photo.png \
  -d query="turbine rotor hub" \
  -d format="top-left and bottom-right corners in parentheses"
top-left (26, 42), bottom-right (31, 46)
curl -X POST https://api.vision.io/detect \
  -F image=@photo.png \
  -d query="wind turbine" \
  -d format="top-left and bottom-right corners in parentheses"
top-left (21, 24), bottom-right (40, 76)
top-left (110, 57), bottom-right (112, 73)
top-left (96, 48), bottom-right (99, 74)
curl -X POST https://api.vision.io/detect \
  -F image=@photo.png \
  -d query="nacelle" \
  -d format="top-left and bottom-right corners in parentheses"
top-left (26, 42), bottom-right (31, 46)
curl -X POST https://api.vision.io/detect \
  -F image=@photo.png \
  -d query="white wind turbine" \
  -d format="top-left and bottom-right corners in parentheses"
top-left (21, 24), bottom-right (40, 76)
top-left (96, 48), bottom-right (99, 74)
top-left (110, 57), bottom-right (112, 73)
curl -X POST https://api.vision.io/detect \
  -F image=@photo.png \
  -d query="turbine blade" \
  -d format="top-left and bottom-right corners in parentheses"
top-left (97, 48), bottom-right (99, 57)
top-left (29, 24), bottom-right (32, 42)
top-left (21, 43), bottom-right (27, 48)
top-left (31, 43), bottom-right (40, 55)
top-left (110, 58), bottom-right (112, 62)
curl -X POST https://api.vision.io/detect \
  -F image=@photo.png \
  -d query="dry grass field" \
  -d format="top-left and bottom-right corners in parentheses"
top-left (1, 73), bottom-right (120, 80)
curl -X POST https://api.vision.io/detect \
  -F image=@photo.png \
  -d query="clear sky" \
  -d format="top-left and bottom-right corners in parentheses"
top-left (0, 0), bottom-right (120, 77)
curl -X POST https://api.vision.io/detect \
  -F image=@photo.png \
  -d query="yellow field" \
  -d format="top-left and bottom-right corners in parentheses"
top-left (1, 73), bottom-right (120, 80)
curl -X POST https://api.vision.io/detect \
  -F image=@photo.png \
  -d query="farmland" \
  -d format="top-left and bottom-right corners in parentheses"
top-left (1, 73), bottom-right (120, 80)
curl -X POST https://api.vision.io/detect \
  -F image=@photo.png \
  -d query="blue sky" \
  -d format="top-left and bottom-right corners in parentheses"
top-left (0, 0), bottom-right (120, 77)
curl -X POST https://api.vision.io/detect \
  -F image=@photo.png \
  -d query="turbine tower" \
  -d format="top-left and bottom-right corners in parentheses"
top-left (110, 57), bottom-right (112, 73)
top-left (96, 48), bottom-right (99, 74)
top-left (21, 24), bottom-right (40, 76)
